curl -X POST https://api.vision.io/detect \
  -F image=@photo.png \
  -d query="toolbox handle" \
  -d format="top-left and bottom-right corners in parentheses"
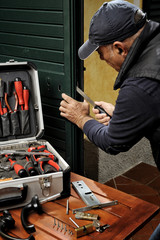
top-left (0, 184), bottom-right (28, 207)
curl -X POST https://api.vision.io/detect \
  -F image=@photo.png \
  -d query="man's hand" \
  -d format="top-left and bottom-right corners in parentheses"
top-left (92, 101), bottom-right (115, 126)
top-left (59, 93), bottom-right (93, 129)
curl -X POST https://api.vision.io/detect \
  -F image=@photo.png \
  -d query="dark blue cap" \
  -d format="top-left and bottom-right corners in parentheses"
top-left (78, 0), bottom-right (146, 60)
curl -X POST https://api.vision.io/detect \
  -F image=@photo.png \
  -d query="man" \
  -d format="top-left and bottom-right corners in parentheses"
top-left (59, 0), bottom-right (160, 170)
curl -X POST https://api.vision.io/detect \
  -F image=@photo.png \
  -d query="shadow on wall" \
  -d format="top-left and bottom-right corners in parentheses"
top-left (84, 137), bottom-right (155, 183)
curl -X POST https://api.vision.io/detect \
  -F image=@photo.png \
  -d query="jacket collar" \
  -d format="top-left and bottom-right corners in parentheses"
top-left (114, 21), bottom-right (160, 90)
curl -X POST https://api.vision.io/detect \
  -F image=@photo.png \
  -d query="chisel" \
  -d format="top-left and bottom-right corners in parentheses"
top-left (76, 86), bottom-right (111, 117)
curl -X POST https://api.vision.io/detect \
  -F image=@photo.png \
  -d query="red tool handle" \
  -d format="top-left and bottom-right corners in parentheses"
top-left (2, 106), bottom-right (7, 114)
top-left (47, 160), bottom-right (60, 171)
top-left (14, 77), bottom-right (24, 109)
top-left (6, 155), bottom-right (28, 178)
top-left (37, 145), bottom-right (55, 160)
top-left (23, 87), bottom-right (29, 110)
top-left (0, 100), bottom-right (3, 115)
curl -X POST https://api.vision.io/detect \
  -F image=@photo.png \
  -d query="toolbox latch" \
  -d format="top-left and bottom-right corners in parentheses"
top-left (39, 176), bottom-right (52, 197)
top-left (7, 59), bottom-right (17, 63)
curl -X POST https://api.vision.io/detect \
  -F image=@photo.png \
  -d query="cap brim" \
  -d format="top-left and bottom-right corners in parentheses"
top-left (78, 40), bottom-right (99, 60)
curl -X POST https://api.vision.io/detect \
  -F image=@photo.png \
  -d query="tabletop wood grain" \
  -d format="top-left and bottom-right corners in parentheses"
top-left (0, 172), bottom-right (159, 240)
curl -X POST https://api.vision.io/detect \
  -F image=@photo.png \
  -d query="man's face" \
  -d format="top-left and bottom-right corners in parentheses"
top-left (97, 45), bottom-right (126, 72)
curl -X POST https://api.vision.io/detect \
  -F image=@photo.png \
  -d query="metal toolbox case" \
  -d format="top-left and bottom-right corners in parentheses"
top-left (0, 60), bottom-right (70, 211)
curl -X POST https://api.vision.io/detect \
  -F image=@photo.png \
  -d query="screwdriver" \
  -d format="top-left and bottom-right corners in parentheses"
top-left (25, 156), bottom-right (38, 176)
top-left (14, 77), bottom-right (24, 110)
top-left (0, 100), bottom-right (3, 115)
top-left (23, 86), bottom-right (29, 110)
top-left (5, 155), bottom-right (28, 178)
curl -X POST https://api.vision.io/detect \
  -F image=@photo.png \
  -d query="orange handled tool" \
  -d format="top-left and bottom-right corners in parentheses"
top-left (5, 155), bottom-right (28, 178)
top-left (23, 86), bottom-right (29, 110)
top-left (0, 100), bottom-right (3, 115)
top-left (14, 77), bottom-right (24, 110)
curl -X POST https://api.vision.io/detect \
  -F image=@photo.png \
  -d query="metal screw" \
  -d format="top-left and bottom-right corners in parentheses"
top-left (53, 218), bottom-right (56, 227)
top-left (61, 223), bottom-right (64, 231)
top-left (65, 224), bottom-right (67, 233)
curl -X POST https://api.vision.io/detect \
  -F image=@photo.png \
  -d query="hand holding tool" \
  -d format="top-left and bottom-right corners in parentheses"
top-left (76, 86), bottom-right (112, 117)
top-left (0, 210), bottom-right (34, 240)
top-left (14, 77), bottom-right (24, 110)
top-left (5, 155), bottom-right (28, 178)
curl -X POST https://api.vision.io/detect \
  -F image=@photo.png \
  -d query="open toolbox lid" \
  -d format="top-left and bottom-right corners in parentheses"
top-left (0, 60), bottom-right (44, 145)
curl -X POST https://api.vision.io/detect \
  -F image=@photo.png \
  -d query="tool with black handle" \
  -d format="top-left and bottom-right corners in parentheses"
top-left (21, 193), bottom-right (60, 233)
top-left (25, 156), bottom-right (39, 176)
top-left (0, 210), bottom-right (34, 240)
top-left (76, 86), bottom-right (112, 117)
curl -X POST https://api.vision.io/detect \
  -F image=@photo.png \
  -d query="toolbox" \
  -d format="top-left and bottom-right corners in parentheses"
top-left (0, 60), bottom-right (71, 211)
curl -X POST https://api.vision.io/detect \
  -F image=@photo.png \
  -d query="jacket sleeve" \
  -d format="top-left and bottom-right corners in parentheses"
top-left (83, 84), bottom-right (156, 154)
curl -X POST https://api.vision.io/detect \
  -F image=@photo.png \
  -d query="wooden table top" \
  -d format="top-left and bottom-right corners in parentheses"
top-left (0, 172), bottom-right (159, 240)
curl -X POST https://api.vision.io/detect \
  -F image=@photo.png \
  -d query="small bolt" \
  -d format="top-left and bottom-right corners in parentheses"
top-left (61, 223), bottom-right (64, 231)
top-left (53, 218), bottom-right (56, 227)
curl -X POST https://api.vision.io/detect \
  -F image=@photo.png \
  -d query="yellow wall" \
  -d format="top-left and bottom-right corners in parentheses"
top-left (84, 0), bottom-right (142, 115)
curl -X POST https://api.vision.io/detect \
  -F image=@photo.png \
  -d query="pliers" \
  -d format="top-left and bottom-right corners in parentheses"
top-left (28, 145), bottom-right (61, 174)
top-left (5, 91), bottom-right (18, 113)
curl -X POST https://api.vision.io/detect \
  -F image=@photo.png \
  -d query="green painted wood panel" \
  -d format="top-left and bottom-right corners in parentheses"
top-left (0, 33), bottom-right (64, 50)
top-left (0, 9), bottom-right (63, 24)
top-left (143, 0), bottom-right (160, 22)
top-left (0, 0), bottom-right (63, 10)
top-left (0, 0), bottom-right (84, 173)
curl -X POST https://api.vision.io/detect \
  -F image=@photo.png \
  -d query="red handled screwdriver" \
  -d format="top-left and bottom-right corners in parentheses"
top-left (5, 155), bottom-right (28, 178)
top-left (23, 86), bottom-right (29, 110)
top-left (14, 77), bottom-right (24, 110)
top-left (0, 100), bottom-right (3, 115)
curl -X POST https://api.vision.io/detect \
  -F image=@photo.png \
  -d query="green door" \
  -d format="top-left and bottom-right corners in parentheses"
top-left (0, 0), bottom-right (84, 173)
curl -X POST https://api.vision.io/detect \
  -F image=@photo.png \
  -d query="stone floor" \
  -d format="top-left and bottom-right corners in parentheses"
top-left (105, 162), bottom-right (160, 240)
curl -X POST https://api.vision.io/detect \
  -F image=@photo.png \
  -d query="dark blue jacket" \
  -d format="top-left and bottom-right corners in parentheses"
top-left (83, 21), bottom-right (160, 169)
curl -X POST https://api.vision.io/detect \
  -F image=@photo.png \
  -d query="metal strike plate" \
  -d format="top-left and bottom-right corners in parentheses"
top-left (72, 180), bottom-right (100, 206)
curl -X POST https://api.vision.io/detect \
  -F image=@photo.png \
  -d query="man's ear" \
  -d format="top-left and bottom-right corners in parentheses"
top-left (113, 41), bottom-right (128, 57)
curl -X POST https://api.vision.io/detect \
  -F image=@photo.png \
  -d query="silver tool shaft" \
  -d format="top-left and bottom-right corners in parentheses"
top-left (76, 86), bottom-right (111, 117)
top-left (72, 200), bottom-right (118, 214)
top-left (0, 150), bottom-right (51, 156)
top-left (69, 217), bottom-right (79, 228)
top-left (76, 86), bottom-right (96, 107)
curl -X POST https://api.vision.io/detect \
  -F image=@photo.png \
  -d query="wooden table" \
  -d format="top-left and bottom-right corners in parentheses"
top-left (0, 172), bottom-right (159, 240)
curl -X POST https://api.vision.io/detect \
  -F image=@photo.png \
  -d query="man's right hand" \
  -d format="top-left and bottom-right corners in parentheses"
top-left (92, 101), bottom-right (115, 125)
